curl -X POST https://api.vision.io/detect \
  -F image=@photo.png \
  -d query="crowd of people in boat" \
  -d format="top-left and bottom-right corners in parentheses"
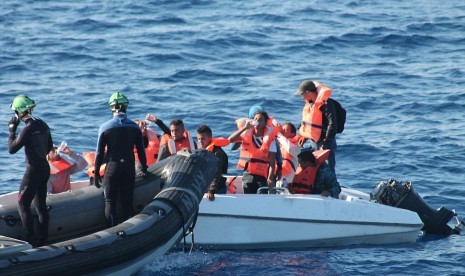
top-left (7, 80), bottom-right (344, 246)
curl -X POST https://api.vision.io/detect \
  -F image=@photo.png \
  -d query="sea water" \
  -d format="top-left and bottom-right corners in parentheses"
top-left (1, 1), bottom-right (464, 275)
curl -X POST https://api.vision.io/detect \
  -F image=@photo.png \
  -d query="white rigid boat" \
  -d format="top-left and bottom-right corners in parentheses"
top-left (191, 176), bottom-right (462, 249)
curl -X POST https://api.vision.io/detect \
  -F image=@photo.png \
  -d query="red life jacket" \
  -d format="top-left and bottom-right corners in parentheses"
top-left (289, 149), bottom-right (330, 194)
top-left (135, 128), bottom-right (159, 166)
top-left (206, 137), bottom-right (230, 152)
top-left (83, 151), bottom-right (106, 178)
top-left (237, 127), bottom-right (276, 179)
top-left (299, 81), bottom-right (332, 142)
top-left (49, 157), bottom-right (73, 176)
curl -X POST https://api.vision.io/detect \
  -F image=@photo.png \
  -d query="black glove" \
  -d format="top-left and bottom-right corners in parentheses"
top-left (93, 174), bottom-right (102, 188)
top-left (321, 140), bottom-right (330, 150)
top-left (8, 116), bottom-right (20, 132)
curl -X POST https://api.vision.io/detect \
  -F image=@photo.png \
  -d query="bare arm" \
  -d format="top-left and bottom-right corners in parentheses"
top-left (267, 151), bottom-right (276, 188)
top-left (228, 121), bottom-right (251, 142)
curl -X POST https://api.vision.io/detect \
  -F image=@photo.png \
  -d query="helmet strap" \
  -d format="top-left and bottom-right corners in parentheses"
top-left (16, 110), bottom-right (30, 119)
top-left (110, 104), bottom-right (127, 113)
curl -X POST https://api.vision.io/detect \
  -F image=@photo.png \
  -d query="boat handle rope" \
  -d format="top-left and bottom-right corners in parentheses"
top-left (227, 175), bottom-right (238, 191)
top-left (185, 208), bottom-right (199, 254)
top-left (156, 197), bottom-right (191, 253)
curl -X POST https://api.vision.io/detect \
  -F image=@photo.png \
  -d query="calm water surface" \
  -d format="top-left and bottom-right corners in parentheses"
top-left (1, 1), bottom-right (464, 275)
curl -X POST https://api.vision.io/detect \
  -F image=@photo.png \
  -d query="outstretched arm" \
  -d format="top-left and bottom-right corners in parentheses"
top-left (146, 114), bottom-right (170, 135)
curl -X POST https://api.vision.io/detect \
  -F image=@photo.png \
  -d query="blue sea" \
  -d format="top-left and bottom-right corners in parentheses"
top-left (1, 0), bottom-right (464, 275)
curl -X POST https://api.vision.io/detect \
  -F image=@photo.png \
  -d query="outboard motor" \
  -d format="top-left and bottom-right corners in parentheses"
top-left (371, 178), bottom-right (464, 235)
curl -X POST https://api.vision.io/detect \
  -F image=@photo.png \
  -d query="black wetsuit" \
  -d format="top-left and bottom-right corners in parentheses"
top-left (8, 116), bottom-right (53, 244)
top-left (95, 113), bottom-right (147, 227)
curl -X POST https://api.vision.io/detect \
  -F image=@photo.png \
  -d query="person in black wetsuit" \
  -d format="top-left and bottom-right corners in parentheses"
top-left (94, 92), bottom-right (148, 227)
top-left (8, 95), bottom-right (53, 247)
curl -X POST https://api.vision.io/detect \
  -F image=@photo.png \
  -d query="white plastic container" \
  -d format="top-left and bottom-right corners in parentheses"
top-left (57, 141), bottom-right (67, 154)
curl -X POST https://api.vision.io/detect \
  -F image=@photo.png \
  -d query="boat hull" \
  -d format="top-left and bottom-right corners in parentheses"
top-left (193, 184), bottom-right (423, 249)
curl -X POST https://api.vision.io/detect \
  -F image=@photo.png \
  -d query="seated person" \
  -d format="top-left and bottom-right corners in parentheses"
top-left (134, 119), bottom-right (162, 167)
top-left (235, 106), bottom-right (284, 182)
top-left (47, 144), bottom-right (88, 193)
top-left (276, 122), bottom-right (302, 184)
top-left (83, 151), bottom-right (107, 185)
top-left (228, 110), bottom-right (280, 194)
top-left (196, 124), bottom-right (229, 201)
top-left (289, 149), bottom-right (341, 198)
top-left (157, 119), bottom-right (197, 161)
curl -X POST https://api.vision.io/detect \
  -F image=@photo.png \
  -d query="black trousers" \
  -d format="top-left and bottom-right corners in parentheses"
top-left (242, 170), bottom-right (267, 194)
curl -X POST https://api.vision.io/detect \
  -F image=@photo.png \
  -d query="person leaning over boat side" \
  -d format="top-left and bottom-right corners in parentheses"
top-left (295, 80), bottom-right (338, 171)
top-left (94, 92), bottom-right (148, 227)
top-left (134, 113), bottom-right (171, 167)
top-left (8, 95), bottom-right (53, 247)
top-left (276, 122), bottom-right (302, 184)
top-left (157, 119), bottom-right (197, 161)
top-left (290, 150), bottom-right (341, 198)
top-left (47, 144), bottom-right (88, 194)
top-left (228, 110), bottom-right (280, 194)
top-left (196, 124), bottom-right (229, 201)
top-left (134, 120), bottom-right (161, 167)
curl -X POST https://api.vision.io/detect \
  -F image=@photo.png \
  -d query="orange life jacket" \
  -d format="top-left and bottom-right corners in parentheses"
top-left (299, 81), bottom-right (332, 142)
top-left (135, 128), bottom-right (159, 166)
top-left (235, 117), bottom-right (282, 145)
top-left (159, 133), bottom-right (170, 147)
top-left (237, 127), bottom-right (276, 178)
top-left (289, 149), bottom-right (330, 194)
top-left (290, 134), bottom-right (302, 144)
top-left (162, 131), bottom-right (196, 155)
top-left (206, 137), bottom-right (230, 152)
top-left (49, 157), bottom-right (74, 175)
top-left (277, 135), bottom-right (300, 176)
top-left (83, 151), bottom-right (106, 178)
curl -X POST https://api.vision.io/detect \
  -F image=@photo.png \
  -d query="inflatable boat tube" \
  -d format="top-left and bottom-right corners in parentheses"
top-left (0, 149), bottom-right (218, 275)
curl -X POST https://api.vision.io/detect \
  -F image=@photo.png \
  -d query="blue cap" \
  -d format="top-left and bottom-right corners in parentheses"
top-left (248, 105), bottom-right (264, 119)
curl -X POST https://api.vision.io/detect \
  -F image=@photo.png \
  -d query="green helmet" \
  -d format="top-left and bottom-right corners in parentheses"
top-left (10, 95), bottom-right (36, 113)
top-left (108, 92), bottom-right (129, 112)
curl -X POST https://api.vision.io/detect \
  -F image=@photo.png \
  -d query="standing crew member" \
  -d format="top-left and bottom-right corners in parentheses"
top-left (8, 95), bottom-right (53, 247)
top-left (295, 80), bottom-right (338, 171)
top-left (94, 92), bottom-right (148, 227)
